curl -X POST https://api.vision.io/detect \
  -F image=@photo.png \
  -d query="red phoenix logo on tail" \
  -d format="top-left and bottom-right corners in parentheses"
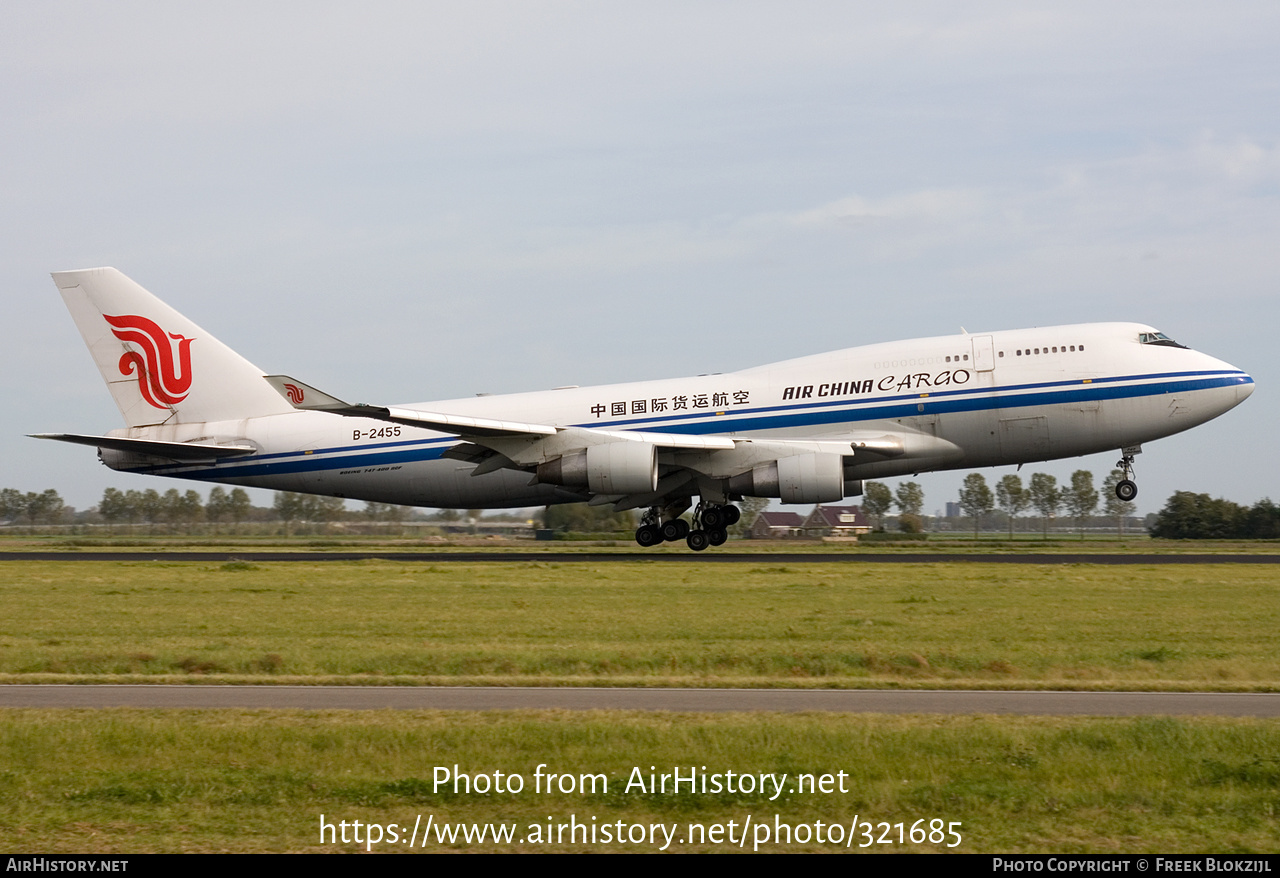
top-left (283, 383), bottom-right (305, 404)
top-left (104, 314), bottom-right (195, 409)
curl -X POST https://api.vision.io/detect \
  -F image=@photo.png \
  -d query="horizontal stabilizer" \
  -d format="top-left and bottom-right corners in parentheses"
top-left (30, 433), bottom-right (256, 460)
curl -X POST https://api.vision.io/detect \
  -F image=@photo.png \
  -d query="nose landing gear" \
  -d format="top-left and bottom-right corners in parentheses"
top-left (1115, 450), bottom-right (1139, 502)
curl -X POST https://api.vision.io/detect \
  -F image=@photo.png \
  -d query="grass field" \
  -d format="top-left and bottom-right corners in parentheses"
top-left (3, 709), bottom-right (1278, 853)
top-left (1, 559), bottom-right (1277, 689)
top-left (3, 554), bottom-right (1278, 853)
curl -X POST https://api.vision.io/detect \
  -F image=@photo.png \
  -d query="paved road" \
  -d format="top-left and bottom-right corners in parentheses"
top-left (3, 685), bottom-right (1278, 715)
top-left (2, 552), bottom-right (1278, 563)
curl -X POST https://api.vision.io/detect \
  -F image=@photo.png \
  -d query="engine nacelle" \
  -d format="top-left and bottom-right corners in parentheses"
top-left (727, 452), bottom-right (847, 504)
top-left (536, 442), bottom-right (658, 495)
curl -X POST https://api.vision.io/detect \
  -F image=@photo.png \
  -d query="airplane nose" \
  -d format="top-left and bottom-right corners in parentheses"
top-left (1237, 374), bottom-right (1255, 404)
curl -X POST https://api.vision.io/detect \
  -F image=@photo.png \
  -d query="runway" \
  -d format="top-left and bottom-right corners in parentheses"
top-left (3, 551), bottom-right (1279, 563)
top-left (3, 685), bottom-right (1279, 715)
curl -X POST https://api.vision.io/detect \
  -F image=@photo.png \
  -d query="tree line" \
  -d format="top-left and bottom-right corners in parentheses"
top-left (0, 486), bottom-right (429, 535)
top-left (0, 488), bottom-right (67, 527)
top-left (856, 469), bottom-right (1141, 537)
top-left (953, 469), bottom-right (1138, 537)
top-left (1148, 493), bottom-right (1280, 539)
top-left (3, 478), bottom-right (1275, 540)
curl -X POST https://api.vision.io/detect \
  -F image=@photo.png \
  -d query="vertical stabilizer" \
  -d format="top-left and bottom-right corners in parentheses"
top-left (51, 267), bottom-right (293, 427)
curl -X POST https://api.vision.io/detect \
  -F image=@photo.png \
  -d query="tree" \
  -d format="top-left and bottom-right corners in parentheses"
top-left (314, 496), bottom-right (348, 532)
top-left (123, 490), bottom-right (145, 531)
top-left (0, 488), bottom-right (24, 524)
top-left (862, 482), bottom-right (893, 530)
top-left (894, 481), bottom-right (924, 515)
top-left (957, 473), bottom-right (994, 536)
top-left (138, 489), bottom-right (163, 534)
top-left (161, 489), bottom-right (184, 531)
top-left (894, 481), bottom-right (925, 533)
top-left (363, 501), bottom-right (410, 535)
top-left (206, 486), bottom-right (230, 534)
top-left (17, 490), bottom-right (65, 528)
top-left (732, 497), bottom-right (770, 536)
top-left (1101, 469), bottom-right (1136, 536)
top-left (1149, 492), bottom-right (1244, 539)
top-left (227, 488), bottom-right (252, 531)
top-left (99, 487), bottom-right (133, 534)
top-left (1063, 470), bottom-right (1099, 538)
top-left (543, 503), bottom-right (635, 534)
top-left (1028, 473), bottom-right (1061, 537)
top-left (995, 474), bottom-right (1030, 539)
top-left (274, 491), bottom-right (309, 536)
top-left (179, 490), bottom-right (204, 532)
top-left (384, 503), bottom-right (409, 536)
top-left (1243, 499), bottom-right (1280, 539)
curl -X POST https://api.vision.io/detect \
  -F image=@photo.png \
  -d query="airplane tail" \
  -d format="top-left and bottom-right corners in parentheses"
top-left (51, 267), bottom-right (294, 428)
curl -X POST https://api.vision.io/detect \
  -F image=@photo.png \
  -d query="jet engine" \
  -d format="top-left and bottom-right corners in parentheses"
top-left (726, 452), bottom-right (848, 503)
top-left (536, 442), bottom-right (658, 495)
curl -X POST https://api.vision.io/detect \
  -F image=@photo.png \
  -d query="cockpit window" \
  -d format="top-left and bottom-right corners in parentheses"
top-left (1139, 331), bottom-right (1188, 349)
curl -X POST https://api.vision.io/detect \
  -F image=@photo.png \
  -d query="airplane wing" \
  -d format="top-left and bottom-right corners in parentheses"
top-left (263, 375), bottom-right (736, 451)
top-left (263, 375), bottom-right (559, 438)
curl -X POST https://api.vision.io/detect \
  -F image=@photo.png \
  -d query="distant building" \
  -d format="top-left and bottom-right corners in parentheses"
top-left (945, 502), bottom-right (962, 518)
top-left (802, 505), bottom-right (871, 538)
top-left (749, 511), bottom-right (805, 540)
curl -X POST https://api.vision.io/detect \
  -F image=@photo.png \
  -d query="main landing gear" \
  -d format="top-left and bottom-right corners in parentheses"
top-left (633, 503), bottom-right (740, 551)
top-left (1115, 452), bottom-right (1138, 502)
top-left (634, 506), bottom-right (690, 548)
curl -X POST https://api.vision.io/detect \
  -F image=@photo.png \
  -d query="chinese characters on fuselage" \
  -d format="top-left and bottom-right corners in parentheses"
top-left (590, 390), bottom-right (750, 419)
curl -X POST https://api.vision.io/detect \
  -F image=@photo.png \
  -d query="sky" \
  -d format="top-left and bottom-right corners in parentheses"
top-left (3, 2), bottom-right (1277, 516)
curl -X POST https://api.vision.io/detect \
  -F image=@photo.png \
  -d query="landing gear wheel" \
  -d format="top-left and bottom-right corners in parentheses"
top-left (686, 530), bottom-right (710, 552)
top-left (661, 519), bottom-right (690, 542)
top-left (1115, 450), bottom-right (1139, 502)
top-left (635, 524), bottom-right (662, 548)
top-left (701, 507), bottom-right (726, 530)
top-left (722, 505), bottom-right (741, 526)
top-left (707, 528), bottom-right (728, 546)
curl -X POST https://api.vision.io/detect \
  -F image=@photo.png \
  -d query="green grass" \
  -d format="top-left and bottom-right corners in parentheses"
top-left (2, 710), bottom-right (1278, 852)
top-left (1, 561), bottom-right (1277, 688)
top-left (4, 558), bottom-right (1279, 853)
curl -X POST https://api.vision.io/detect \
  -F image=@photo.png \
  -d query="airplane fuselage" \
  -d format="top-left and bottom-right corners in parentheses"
top-left (97, 322), bottom-right (1253, 508)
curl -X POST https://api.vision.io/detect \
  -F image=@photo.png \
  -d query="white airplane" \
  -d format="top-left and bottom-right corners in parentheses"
top-left (35, 268), bottom-right (1253, 550)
